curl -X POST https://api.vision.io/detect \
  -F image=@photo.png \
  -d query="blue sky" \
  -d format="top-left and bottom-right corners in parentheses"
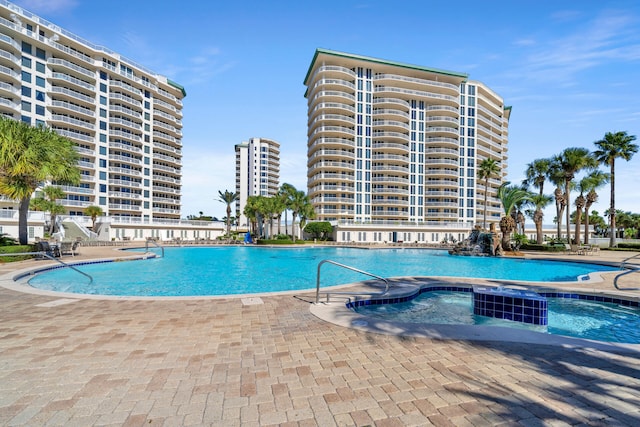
top-left (14, 0), bottom-right (640, 221)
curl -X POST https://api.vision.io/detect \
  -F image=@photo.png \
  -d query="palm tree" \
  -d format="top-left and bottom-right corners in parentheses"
top-left (0, 118), bottom-right (80, 244)
top-left (217, 190), bottom-right (239, 239)
top-left (593, 131), bottom-right (638, 247)
top-left (546, 161), bottom-right (566, 240)
top-left (243, 195), bottom-right (261, 237)
top-left (578, 170), bottom-right (609, 245)
top-left (552, 147), bottom-right (597, 244)
top-left (278, 183), bottom-right (296, 237)
top-left (529, 193), bottom-right (553, 244)
top-left (31, 188), bottom-right (66, 234)
top-left (289, 190), bottom-right (312, 242)
top-left (497, 183), bottom-right (531, 251)
top-left (84, 205), bottom-right (104, 230)
top-left (477, 158), bottom-right (501, 230)
top-left (298, 199), bottom-right (317, 238)
top-left (523, 158), bottom-right (551, 196)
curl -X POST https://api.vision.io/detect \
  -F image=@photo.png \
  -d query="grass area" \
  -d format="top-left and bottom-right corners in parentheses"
top-left (0, 245), bottom-right (36, 262)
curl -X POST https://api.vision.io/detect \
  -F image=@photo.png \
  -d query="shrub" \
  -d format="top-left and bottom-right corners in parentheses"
top-left (0, 245), bottom-right (36, 262)
top-left (520, 243), bottom-right (565, 252)
top-left (616, 243), bottom-right (640, 250)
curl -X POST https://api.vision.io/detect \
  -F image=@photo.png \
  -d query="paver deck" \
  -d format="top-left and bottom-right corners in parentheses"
top-left (0, 245), bottom-right (639, 426)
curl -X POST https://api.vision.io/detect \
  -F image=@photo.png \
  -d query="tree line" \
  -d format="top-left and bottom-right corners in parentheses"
top-left (480, 130), bottom-right (638, 249)
top-left (217, 184), bottom-right (315, 242)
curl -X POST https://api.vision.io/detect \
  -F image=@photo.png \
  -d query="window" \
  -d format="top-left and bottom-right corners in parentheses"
top-left (100, 71), bottom-right (107, 80)
top-left (99, 146), bottom-right (107, 155)
top-left (99, 134), bottom-right (106, 142)
top-left (36, 76), bottom-right (45, 88)
top-left (21, 56), bottom-right (31, 68)
top-left (35, 47), bottom-right (45, 60)
top-left (21, 86), bottom-right (31, 97)
top-left (20, 115), bottom-right (30, 124)
top-left (35, 105), bottom-right (44, 116)
top-left (99, 197), bottom-right (106, 206)
top-left (99, 121), bottom-right (107, 130)
top-left (21, 42), bottom-right (32, 54)
top-left (99, 83), bottom-right (107, 92)
top-left (99, 96), bottom-right (107, 105)
top-left (99, 108), bottom-right (106, 118)
top-left (35, 62), bottom-right (45, 73)
top-left (99, 159), bottom-right (107, 168)
top-left (35, 90), bottom-right (44, 101)
top-left (21, 71), bottom-right (31, 83)
top-left (21, 101), bottom-right (31, 112)
top-left (99, 184), bottom-right (106, 193)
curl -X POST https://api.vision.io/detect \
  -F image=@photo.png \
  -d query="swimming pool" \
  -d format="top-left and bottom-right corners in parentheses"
top-left (25, 246), bottom-right (617, 297)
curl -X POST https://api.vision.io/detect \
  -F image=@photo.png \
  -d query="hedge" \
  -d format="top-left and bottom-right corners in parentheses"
top-left (0, 245), bottom-right (36, 262)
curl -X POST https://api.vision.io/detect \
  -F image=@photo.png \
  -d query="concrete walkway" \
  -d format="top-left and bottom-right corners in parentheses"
top-left (0, 245), bottom-right (639, 426)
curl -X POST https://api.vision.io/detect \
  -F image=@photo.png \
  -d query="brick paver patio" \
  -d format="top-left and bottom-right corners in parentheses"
top-left (0, 246), bottom-right (639, 426)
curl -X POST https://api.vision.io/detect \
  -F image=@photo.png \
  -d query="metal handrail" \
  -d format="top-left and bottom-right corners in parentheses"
top-left (315, 259), bottom-right (389, 304)
top-left (1, 251), bottom-right (93, 283)
top-left (145, 239), bottom-right (164, 257)
top-left (613, 252), bottom-right (640, 291)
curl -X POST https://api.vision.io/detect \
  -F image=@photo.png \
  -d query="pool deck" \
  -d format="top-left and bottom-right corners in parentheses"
top-left (1, 245), bottom-right (639, 426)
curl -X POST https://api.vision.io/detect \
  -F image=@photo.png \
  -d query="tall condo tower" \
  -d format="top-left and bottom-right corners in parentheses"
top-left (304, 49), bottom-right (510, 227)
top-left (0, 1), bottom-right (185, 221)
top-left (235, 137), bottom-right (280, 226)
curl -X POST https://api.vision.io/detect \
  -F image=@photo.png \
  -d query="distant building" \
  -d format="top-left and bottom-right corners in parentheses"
top-left (0, 1), bottom-right (185, 223)
top-left (303, 49), bottom-right (511, 243)
top-left (235, 137), bottom-right (280, 226)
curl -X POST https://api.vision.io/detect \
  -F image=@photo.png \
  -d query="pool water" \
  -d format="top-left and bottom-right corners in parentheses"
top-left (353, 291), bottom-right (640, 343)
top-left (27, 246), bottom-right (617, 297)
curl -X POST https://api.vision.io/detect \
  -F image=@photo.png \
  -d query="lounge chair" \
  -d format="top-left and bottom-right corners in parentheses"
top-left (37, 241), bottom-right (61, 258)
top-left (60, 241), bottom-right (80, 257)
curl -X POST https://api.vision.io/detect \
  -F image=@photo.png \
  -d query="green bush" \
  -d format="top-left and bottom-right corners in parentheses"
top-left (256, 239), bottom-right (306, 245)
top-left (520, 243), bottom-right (565, 252)
top-left (615, 243), bottom-right (640, 250)
top-left (0, 245), bottom-right (36, 262)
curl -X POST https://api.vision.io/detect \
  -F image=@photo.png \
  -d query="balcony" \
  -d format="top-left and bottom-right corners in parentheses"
top-left (109, 92), bottom-right (142, 108)
top-left (109, 191), bottom-right (142, 200)
top-left (59, 199), bottom-right (92, 208)
top-left (372, 120), bottom-right (410, 133)
top-left (0, 47), bottom-right (19, 67)
top-left (308, 160), bottom-right (353, 173)
top-left (372, 131), bottom-right (409, 143)
top-left (50, 114), bottom-right (94, 131)
top-left (110, 141), bottom-right (142, 154)
top-left (109, 179), bottom-right (142, 188)
top-left (153, 164), bottom-right (181, 175)
top-left (310, 65), bottom-right (356, 81)
top-left (48, 57), bottom-right (95, 79)
top-left (50, 86), bottom-right (94, 105)
top-left (309, 149), bottom-right (354, 161)
top-left (153, 98), bottom-right (182, 117)
top-left (109, 154), bottom-right (142, 166)
top-left (374, 86), bottom-right (458, 106)
top-left (54, 128), bottom-right (94, 143)
top-left (154, 152), bottom-right (181, 165)
top-left (153, 175), bottom-right (180, 184)
top-left (153, 131), bottom-right (179, 144)
top-left (372, 97), bottom-right (410, 110)
top-left (50, 100), bottom-right (95, 118)
top-left (110, 80), bottom-right (143, 97)
top-left (49, 72), bottom-right (94, 91)
top-left (110, 117), bottom-right (142, 131)
top-left (308, 137), bottom-right (355, 151)
top-left (109, 166), bottom-right (142, 177)
top-left (109, 203), bottom-right (141, 211)
top-left (372, 108), bottom-right (410, 121)
top-left (111, 129), bottom-right (142, 143)
top-left (153, 141), bottom-right (181, 155)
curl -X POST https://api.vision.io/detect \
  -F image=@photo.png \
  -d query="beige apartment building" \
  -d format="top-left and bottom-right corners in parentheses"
top-left (304, 49), bottom-right (510, 243)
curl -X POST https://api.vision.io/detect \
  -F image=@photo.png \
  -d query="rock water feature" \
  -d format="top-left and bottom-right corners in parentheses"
top-left (449, 225), bottom-right (502, 256)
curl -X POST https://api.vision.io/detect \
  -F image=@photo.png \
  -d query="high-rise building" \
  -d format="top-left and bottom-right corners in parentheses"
top-left (0, 1), bottom-right (185, 222)
top-left (235, 137), bottom-right (280, 226)
top-left (304, 49), bottom-right (510, 230)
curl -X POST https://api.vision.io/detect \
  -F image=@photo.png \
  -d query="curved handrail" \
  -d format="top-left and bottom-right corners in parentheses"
top-left (613, 252), bottom-right (640, 291)
top-left (315, 259), bottom-right (389, 304)
top-left (2, 251), bottom-right (93, 284)
top-left (145, 239), bottom-right (164, 258)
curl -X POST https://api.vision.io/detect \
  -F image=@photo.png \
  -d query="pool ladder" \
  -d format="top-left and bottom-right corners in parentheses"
top-left (145, 239), bottom-right (164, 258)
top-left (315, 259), bottom-right (389, 304)
top-left (613, 253), bottom-right (640, 291)
top-left (4, 251), bottom-right (93, 283)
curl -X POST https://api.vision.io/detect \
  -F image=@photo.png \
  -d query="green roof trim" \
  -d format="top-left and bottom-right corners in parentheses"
top-left (167, 79), bottom-right (187, 97)
top-left (304, 48), bottom-right (468, 85)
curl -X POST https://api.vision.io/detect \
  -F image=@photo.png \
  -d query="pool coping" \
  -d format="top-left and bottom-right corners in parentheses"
top-left (310, 276), bottom-right (640, 354)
